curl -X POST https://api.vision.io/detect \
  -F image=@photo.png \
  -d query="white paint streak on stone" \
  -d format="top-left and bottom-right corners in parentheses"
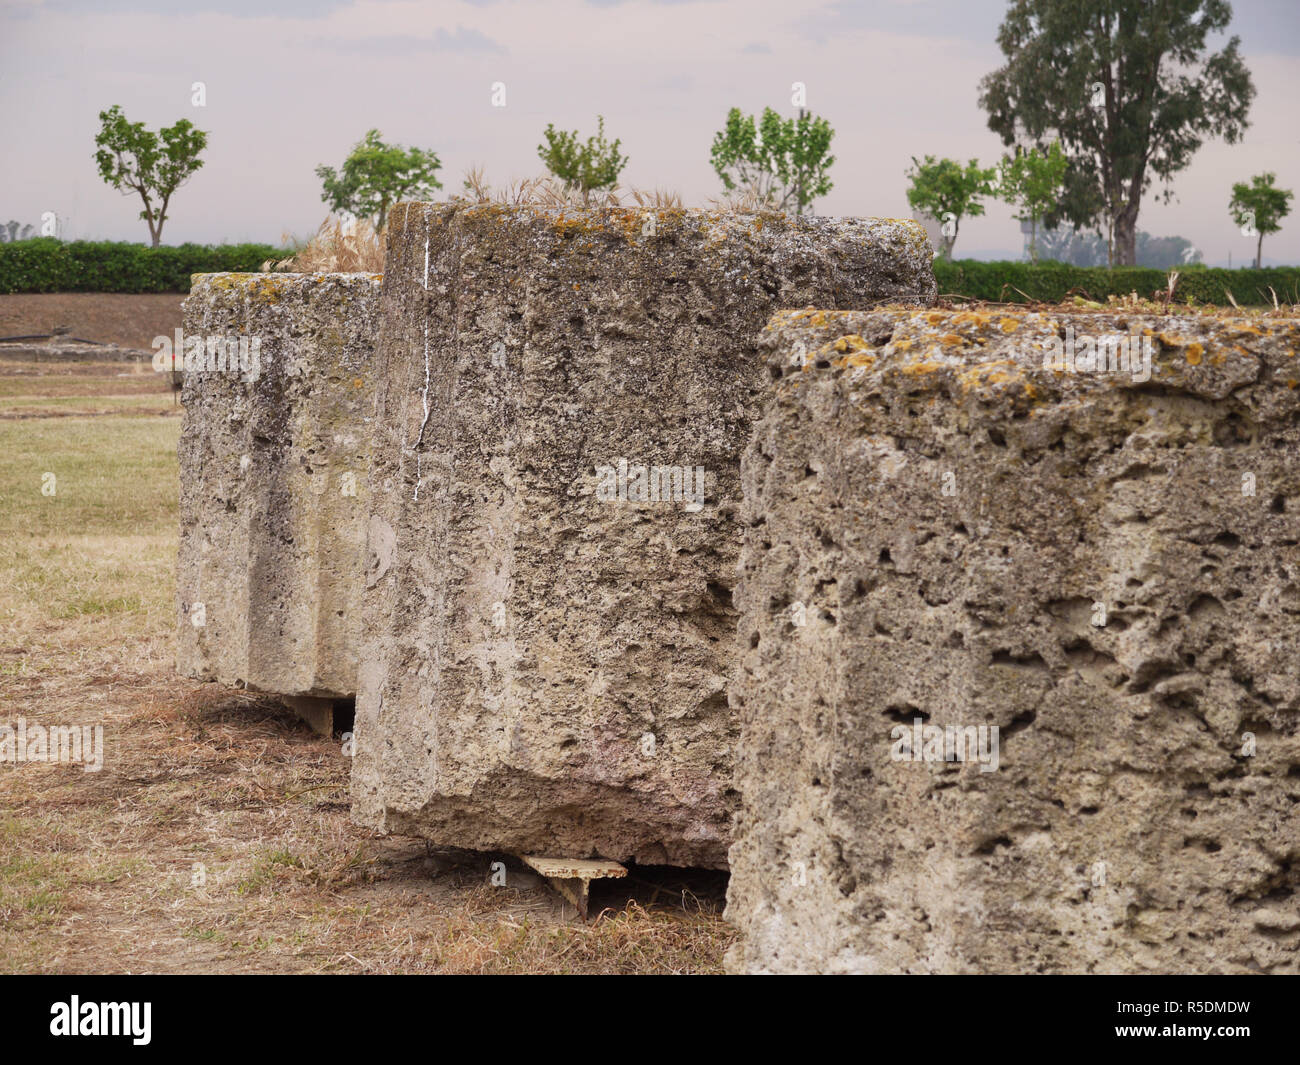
top-left (412, 205), bottom-right (433, 501)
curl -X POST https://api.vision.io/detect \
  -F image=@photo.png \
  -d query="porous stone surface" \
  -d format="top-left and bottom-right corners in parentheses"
top-left (353, 203), bottom-right (936, 868)
top-left (177, 272), bottom-right (382, 699)
top-left (727, 308), bottom-right (1300, 972)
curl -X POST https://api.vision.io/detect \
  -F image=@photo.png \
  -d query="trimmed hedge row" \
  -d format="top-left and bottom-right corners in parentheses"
top-left (933, 259), bottom-right (1300, 307)
top-left (4, 239), bottom-right (1295, 306)
top-left (0, 238), bottom-right (290, 293)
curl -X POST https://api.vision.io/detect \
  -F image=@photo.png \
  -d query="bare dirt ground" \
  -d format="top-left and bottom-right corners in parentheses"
top-left (0, 350), bottom-right (731, 975)
top-left (0, 292), bottom-right (185, 349)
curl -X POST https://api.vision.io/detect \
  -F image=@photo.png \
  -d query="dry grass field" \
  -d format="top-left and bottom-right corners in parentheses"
top-left (0, 335), bottom-right (731, 974)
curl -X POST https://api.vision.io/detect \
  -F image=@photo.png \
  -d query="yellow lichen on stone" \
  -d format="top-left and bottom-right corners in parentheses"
top-left (233, 274), bottom-right (296, 304)
top-left (832, 334), bottom-right (871, 354)
top-left (1185, 341), bottom-right (1204, 366)
top-left (957, 359), bottom-right (1019, 393)
top-left (549, 211), bottom-right (597, 239)
top-left (999, 317), bottom-right (1020, 333)
top-left (834, 352), bottom-right (876, 371)
top-left (1159, 332), bottom-right (1198, 351)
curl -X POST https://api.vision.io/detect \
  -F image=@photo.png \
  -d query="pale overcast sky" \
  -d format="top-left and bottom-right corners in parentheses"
top-left (1, 0), bottom-right (1297, 264)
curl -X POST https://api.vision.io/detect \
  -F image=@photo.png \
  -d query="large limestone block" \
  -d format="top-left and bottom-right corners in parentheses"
top-left (353, 203), bottom-right (936, 868)
top-left (727, 308), bottom-right (1300, 972)
top-left (177, 273), bottom-right (382, 699)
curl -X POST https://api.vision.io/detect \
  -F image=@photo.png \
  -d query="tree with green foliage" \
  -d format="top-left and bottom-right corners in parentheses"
top-left (1136, 231), bottom-right (1203, 268)
top-left (995, 141), bottom-right (1067, 262)
top-left (537, 115), bottom-right (628, 202)
top-left (1037, 225), bottom-right (1202, 267)
top-left (979, 0), bottom-right (1255, 266)
top-left (904, 156), bottom-right (996, 260)
top-left (1035, 224), bottom-right (1108, 266)
top-left (315, 129), bottom-right (442, 233)
top-left (93, 105), bottom-right (208, 247)
top-left (1229, 172), bottom-right (1293, 269)
top-left (710, 107), bottom-right (835, 215)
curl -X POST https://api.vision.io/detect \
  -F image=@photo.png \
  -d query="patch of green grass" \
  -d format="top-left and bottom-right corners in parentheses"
top-left (237, 849), bottom-right (306, 896)
top-left (0, 414), bottom-right (178, 631)
top-left (0, 415), bottom-right (179, 540)
top-left (52, 594), bottom-right (142, 619)
top-left (83, 857), bottom-right (145, 886)
top-left (1, 538), bottom-right (172, 632)
top-left (21, 887), bottom-right (66, 917)
top-left (0, 820), bottom-right (73, 923)
top-left (0, 812), bottom-right (146, 933)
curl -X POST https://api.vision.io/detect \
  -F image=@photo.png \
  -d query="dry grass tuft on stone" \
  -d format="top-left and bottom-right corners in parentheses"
top-left (459, 166), bottom-right (685, 210)
top-left (262, 217), bottom-right (385, 274)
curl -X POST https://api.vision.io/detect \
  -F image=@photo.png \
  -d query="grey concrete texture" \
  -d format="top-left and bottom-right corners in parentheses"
top-left (351, 203), bottom-right (936, 868)
top-left (177, 272), bottom-right (382, 700)
top-left (725, 307), bottom-right (1300, 972)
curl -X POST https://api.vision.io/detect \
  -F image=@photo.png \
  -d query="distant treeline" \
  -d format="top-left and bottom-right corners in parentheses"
top-left (3, 237), bottom-right (1297, 306)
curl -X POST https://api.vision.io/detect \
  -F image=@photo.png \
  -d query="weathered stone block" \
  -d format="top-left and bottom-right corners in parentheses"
top-left (353, 204), bottom-right (935, 868)
top-left (727, 308), bottom-right (1300, 972)
top-left (177, 272), bottom-right (382, 700)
